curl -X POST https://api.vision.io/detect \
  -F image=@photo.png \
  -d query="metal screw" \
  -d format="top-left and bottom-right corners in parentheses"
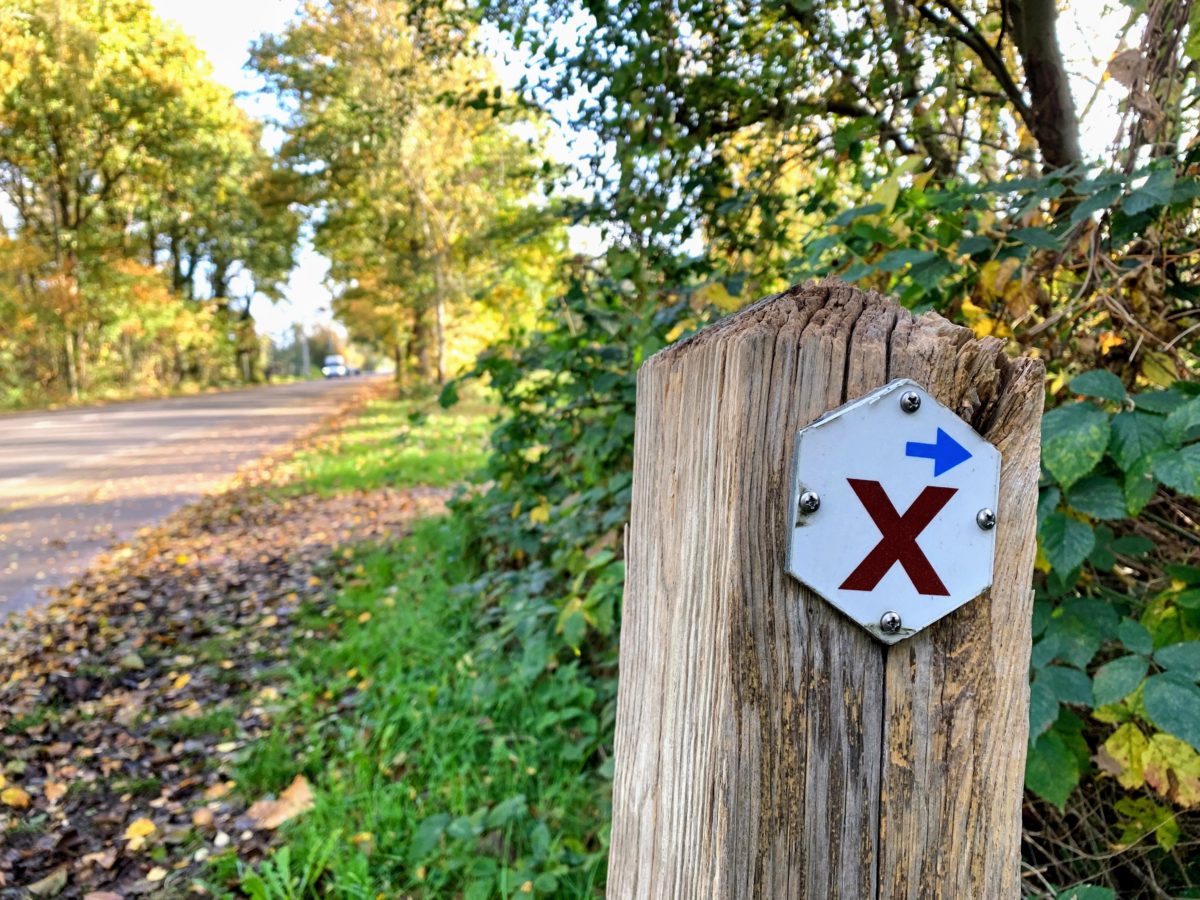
top-left (880, 611), bottom-right (902, 634)
top-left (799, 491), bottom-right (821, 514)
top-left (976, 508), bottom-right (997, 530)
top-left (900, 391), bottom-right (921, 413)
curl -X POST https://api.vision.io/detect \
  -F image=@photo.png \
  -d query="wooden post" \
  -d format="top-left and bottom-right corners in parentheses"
top-left (609, 281), bottom-right (1043, 898)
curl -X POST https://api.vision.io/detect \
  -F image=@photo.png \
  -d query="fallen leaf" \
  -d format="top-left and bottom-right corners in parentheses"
top-left (172, 673), bottom-right (191, 691)
top-left (83, 893), bottom-right (124, 900)
top-left (204, 781), bottom-right (234, 800)
top-left (124, 816), bottom-right (156, 850)
top-left (117, 652), bottom-right (145, 671)
top-left (245, 774), bottom-right (314, 829)
top-left (43, 781), bottom-right (67, 803)
top-left (26, 866), bottom-right (68, 897)
top-left (145, 867), bottom-right (168, 882)
top-left (192, 808), bottom-right (214, 828)
top-left (81, 849), bottom-right (118, 870)
top-left (1, 786), bottom-right (31, 809)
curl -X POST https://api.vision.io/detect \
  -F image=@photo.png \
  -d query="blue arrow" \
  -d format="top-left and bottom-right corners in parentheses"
top-left (906, 428), bottom-right (971, 476)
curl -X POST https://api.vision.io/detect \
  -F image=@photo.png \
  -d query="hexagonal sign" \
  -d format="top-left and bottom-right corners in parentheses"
top-left (787, 379), bottom-right (1001, 644)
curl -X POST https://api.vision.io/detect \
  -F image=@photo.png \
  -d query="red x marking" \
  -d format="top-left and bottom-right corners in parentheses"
top-left (839, 478), bottom-right (957, 596)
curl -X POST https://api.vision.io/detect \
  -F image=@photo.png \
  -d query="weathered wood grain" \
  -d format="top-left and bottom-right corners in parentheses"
top-left (608, 280), bottom-right (1043, 899)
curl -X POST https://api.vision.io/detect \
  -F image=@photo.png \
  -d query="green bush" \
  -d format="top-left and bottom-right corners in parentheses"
top-left (454, 290), bottom-right (1200, 894)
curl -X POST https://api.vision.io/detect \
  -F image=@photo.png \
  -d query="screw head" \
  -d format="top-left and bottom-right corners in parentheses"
top-left (880, 611), bottom-right (902, 634)
top-left (799, 491), bottom-right (821, 514)
top-left (976, 508), bottom-right (997, 530)
top-left (900, 391), bottom-right (921, 413)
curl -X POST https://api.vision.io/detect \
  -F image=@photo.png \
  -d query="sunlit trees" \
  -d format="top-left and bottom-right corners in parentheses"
top-left (0, 0), bottom-right (298, 403)
top-left (254, 0), bottom-right (565, 386)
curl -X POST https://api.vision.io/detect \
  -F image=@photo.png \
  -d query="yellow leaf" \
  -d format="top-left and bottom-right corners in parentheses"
top-left (1099, 331), bottom-right (1125, 355)
top-left (1, 786), bottom-right (30, 809)
top-left (146, 866), bottom-right (168, 882)
top-left (529, 503), bottom-right (551, 524)
top-left (43, 781), bottom-right (67, 804)
top-left (1098, 723), bottom-right (1147, 789)
top-left (260, 614), bottom-right (279, 628)
top-left (175, 554), bottom-right (189, 566)
top-left (1140, 352), bottom-right (1178, 388)
top-left (172, 673), bottom-right (191, 691)
top-left (1144, 733), bottom-right (1200, 807)
top-left (357, 611), bottom-right (372, 624)
top-left (245, 774), bottom-right (314, 829)
top-left (124, 816), bottom-right (157, 850)
top-left (204, 781), bottom-right (234, 800)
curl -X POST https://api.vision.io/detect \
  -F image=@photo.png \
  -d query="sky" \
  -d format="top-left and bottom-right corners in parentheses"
top-left (152, 0), bottom-right (328, 341)
top-left (149, 0), bottom-right (1127, 341)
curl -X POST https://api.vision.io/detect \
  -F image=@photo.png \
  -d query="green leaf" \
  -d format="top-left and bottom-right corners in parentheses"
top-left (1164, 396), bottom-right (1200, 444)
top-left (1142, 674), bottom-right (1200, 751)
top-left (1124, 456), bottom-right (1158, 514)
top-left (1038, 665), bottom-right (1093, 706)
top-left (1118, 618), bottom-right (1154, 656)
top-left (1042, 403), bottom-right (1110, 489)
top-left (1039, 512), bottom-right (1095, 575)
top-left (1123, 165), bottom-right (1177, 216)
top-left (875, 248), bottom-right (936, 271)
top-left (1069, 185), bottom-right (1123, 224)
top-left (1065, 476), bottom-right (1126, 520)
top-left (1134, 388), bottom-right (1187, 414)
top-left (1154, 641), bottom-right (1200, 680)
top-left (1044, 609), bottom-right (1104, 669)
top-left (1069, 370), bottom-right (1126, 404)
top-left (956, 235), bottom-right (993, 255)
top-left (1178, 588), bottom-right (1200, 611)
top-left (1109, 411), bottom-right (1168, 472)
top-left (485, 794), bottom-right (527, 828)
top-left (1093, 655), bottom-right (1148, 706)
top-left (1025, 729), bottom-right (1081, 809)
top-left (1037, 486), bottom-right (1061, 527)
top-left (411, 814), bottom-right (450, 857)
top-left (1029, 680), bottom-right (1060, 739)
top-left (1109, 535), bottom-right (1153, 556)
top-left (1166, 563), bottom-right (1200, 584)
top-left (832, 203), bottom-right (885, 227)
top-left (1154, 444), bottom-right (1200, 497)
top-left (1010, 226), bottom-right (1062, 249)
top-left (1056, 887), bottom-right (1116, 900)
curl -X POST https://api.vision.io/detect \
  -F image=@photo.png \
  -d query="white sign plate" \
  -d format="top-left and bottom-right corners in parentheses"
top-left (787, 379), bottom-right (1001, 644)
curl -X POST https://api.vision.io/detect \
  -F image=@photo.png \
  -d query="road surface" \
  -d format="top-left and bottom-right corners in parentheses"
top-left (0, 379), bottom-right (370, 613)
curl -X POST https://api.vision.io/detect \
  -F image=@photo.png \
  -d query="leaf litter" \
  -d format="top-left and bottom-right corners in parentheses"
top-left (0, 392), bottom-right (451, 897)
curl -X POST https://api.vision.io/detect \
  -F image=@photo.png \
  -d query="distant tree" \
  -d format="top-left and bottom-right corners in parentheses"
top-left (0, 0), bottom-right (298, 402)
top-left (253, 0), bottom-right (566, 387)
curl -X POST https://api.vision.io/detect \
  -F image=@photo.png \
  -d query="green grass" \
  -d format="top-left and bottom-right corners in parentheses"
top-left (163, 707), bottom-right (239, 739)
top-left (209, 398), bottom-right (608, 899)
top-left (279, 396), bottom-right (492, 495)
top-left (219, 521), bottom-right (607, 899)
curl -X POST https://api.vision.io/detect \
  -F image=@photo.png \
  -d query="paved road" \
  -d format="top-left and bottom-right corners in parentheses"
top-left (0, 379), bottom-right (370, 613)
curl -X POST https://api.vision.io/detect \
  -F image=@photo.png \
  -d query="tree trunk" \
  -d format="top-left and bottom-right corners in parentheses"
top-left (63, 332), bottom-right (79, 400)
top-left (432, 249), bottom-right (450, 385)
top-left (1008, 0), bottom-right (1083, 170)
top-left (411, 305), bottom-right (433, 382)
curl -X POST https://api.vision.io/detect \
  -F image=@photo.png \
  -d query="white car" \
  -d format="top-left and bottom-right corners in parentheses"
top-left (321, 354), bottom-right (348, 378)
